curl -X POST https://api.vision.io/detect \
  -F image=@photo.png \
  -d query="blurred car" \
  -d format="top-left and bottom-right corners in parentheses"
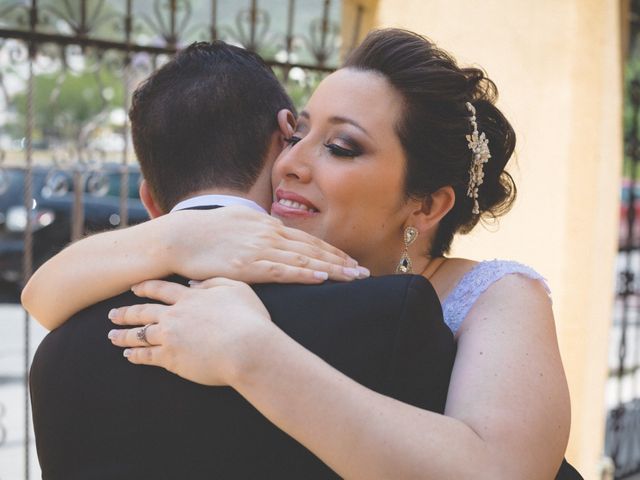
top-left (0, 163), bottom-right (149, 287)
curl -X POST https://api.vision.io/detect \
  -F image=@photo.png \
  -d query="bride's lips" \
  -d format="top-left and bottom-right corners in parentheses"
top-left (271, 189), bottom-right (320, 218)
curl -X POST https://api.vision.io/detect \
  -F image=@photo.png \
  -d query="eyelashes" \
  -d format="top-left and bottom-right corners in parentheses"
top-left (285, 136), bottom-right (362, 158)
top-left (285, 136), bottom-right (302, 146)
top-left (323, 143), bottom-right (360, 158)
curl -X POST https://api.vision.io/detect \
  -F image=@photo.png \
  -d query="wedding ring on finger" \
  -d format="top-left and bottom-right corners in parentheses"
top-left (136, 324), bottom-right (153, 346)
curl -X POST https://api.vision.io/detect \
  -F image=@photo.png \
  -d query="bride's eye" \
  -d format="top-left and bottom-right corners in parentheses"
top-left (285, 136), bottom-right (302, 147)
top-left (324, 140), bottom-right (362, 158)
top-left (324, 144), bottom-right (358, 157)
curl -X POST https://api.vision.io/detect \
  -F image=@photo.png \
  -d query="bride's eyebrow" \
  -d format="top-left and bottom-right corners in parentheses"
top-left (328, 116), bottom-right (371, 139)
top-left (294, 111), bottom-right (310, 126)
top-left (298, 110), bottom-right (371, 139)
top-left (298, 111), bottom-right (311, 121)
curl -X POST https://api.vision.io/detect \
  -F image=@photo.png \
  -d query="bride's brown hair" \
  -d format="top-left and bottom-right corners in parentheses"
top-left (344, 29), bottom-right (517, 256)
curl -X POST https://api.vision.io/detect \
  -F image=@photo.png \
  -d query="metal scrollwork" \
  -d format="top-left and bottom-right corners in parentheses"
top-left (7, 38), bottom-right (30, 65)
top-left (225, 2), bottom-right (272, 53)
top-left (0, 1), bottom-right (29, 28)
top-left (39, 0), bottom-right (118, 39)
top-left (606, 16), bottom-right (640, 475)
top-left (0, 3), bottom-right (370, 477)
top-left (139, 0), bottom-right (192, 49)
top-left (304, 8), bottom-right (339, 66)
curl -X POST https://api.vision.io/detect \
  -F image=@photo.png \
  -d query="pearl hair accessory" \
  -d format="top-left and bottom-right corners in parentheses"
top-left (465, 102), bottom-right (491, 215)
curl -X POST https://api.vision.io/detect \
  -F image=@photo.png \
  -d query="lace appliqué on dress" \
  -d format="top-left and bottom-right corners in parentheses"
top-left (441, 259), bottom-right (551, 335)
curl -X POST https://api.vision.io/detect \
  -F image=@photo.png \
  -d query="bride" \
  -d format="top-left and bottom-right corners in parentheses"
top-left (23, 29), bottom-right (572, 478)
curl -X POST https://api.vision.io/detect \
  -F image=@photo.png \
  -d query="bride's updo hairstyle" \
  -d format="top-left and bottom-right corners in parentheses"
top-left (344, 29), bottom-right (516, 256)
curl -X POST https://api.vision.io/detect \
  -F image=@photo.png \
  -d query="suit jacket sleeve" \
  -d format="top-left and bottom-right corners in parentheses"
top-left (384, 275), bottom-right (456, 412)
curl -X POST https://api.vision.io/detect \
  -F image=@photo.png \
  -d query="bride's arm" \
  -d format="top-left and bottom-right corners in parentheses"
top-left (226, 276), bottom-right (570, 479)
top-left (111, 275), bottom-right (570, 480)
top-left (21, 216), bottom-right (174, 330)
top-left (22, 206), bottom-right (361, 330)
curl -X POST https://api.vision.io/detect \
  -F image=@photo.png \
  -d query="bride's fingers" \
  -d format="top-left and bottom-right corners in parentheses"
top-left (275, 238), bottom-right (358, 272)
top-left (237, 260), bottom-right (330, 284)
top-left (189, 277), bottom-right (245, 289)
top-left (122, 346), bottom-right (163, 367)
top-left (191, 264), bottom-right (329, 287)
top-left (108, 303), bottom-right (167, 326)
top-left (108, 323), bottom-right (161, 348)
top-left (130, 280), bottom-right (190, 304)
top-left (277, 227), bottom-right (357, 267)
top-left (264, 250), bottom-right (369, 282)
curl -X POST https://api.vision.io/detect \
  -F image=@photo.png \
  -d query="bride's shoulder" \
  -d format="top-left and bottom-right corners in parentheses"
top-left (437, 258), bottom-right (551, 334)
top-left (451, 258), bottom-right (552, 308)
top-left (443, 258), bottom-right (549, 290)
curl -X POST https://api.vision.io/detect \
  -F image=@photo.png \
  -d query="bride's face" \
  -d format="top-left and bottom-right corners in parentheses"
top-left (271, 69), bottom-right (416, 274)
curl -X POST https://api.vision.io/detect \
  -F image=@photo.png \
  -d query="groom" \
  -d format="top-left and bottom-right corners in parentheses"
top-left (29, 41), bottom-right (456, 479)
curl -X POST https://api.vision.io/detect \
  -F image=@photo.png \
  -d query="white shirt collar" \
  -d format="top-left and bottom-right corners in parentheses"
top-left (170, 194), bottom-right (267, 214)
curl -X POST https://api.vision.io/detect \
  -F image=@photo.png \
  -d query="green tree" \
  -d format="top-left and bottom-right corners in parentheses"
top-left (7, 62), bottom-right (125, 146)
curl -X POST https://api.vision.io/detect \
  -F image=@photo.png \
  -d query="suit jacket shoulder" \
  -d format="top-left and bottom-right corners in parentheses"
top-left (30, 274), bottom-right (454, 479)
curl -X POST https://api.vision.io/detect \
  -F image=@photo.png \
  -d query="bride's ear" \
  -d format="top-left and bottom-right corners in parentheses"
top-left (277, 109), bottom-right (295, 141)
top-left (410, 186), bottom-right (456, 234)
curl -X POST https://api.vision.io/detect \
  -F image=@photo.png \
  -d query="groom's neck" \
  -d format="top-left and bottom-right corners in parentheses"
top-left (175, 186), bottom-right (271, 212)
top-left (167, 162), bottom-right (275, 213)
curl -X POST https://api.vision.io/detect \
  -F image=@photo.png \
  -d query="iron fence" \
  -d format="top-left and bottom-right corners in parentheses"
top-left (0, 1), bottom-right (365, 478)
top-left (3, 3), bottom-right (637, 480)
top-left (604, 4), bottom-right (640, 474)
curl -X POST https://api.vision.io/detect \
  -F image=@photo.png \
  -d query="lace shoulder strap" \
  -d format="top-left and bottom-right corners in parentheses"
top-left (441, 259), bottom-right (551, 335)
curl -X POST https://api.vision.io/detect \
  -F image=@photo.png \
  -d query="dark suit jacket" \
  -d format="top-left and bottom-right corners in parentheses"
top-left (30, 272), bottom-right (455, 479)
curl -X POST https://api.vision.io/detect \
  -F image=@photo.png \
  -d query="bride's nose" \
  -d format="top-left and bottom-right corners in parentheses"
top-left (275, 141), bottom-right (313, 183)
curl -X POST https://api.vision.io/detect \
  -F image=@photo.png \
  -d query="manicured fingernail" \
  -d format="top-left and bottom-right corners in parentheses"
top-left (123, 349), bottom-right (131, 358)
top-left (343, 267), bottom-right (360, 278)
top-left (357, 266), bottom-right (370, 278)
top-left (188, 280), bottom-right (202, 286)
top-left (107, 330), bottom-right (118, 340)
top-left (347, 258), bottom-right (358, 268)
top-left (108, 309), bottom-right (117, 320)
top-left (313, 271), bottom-right (329, 281)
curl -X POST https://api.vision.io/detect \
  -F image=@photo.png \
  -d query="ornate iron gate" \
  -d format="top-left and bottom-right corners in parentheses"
top-left (0, 1), bottom-right (365, 478)
top-left (605, 2), bottom-right (640, 477)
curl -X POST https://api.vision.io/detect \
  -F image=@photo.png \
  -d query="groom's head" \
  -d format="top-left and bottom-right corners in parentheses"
top-left (129, 41), bottom-right (295, 215)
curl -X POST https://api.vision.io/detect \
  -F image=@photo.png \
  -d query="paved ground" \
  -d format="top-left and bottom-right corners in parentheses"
top-left (0, 303), bottom-right (45, 480)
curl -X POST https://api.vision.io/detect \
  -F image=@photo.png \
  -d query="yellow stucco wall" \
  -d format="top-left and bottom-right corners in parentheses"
top-left (343, 1), bottom-right (624, 477)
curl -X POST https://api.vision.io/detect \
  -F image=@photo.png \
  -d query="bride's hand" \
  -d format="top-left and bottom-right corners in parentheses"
top-left (107, 278), bottom-right (278, 386)
top-left (161, 205), bottom-right (368, 284)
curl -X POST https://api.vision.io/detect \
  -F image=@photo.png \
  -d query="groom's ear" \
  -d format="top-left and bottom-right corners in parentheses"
top-left (277, 109), bottom-right (295, 142)
top-left (139, 180), bottom-right (164, 219)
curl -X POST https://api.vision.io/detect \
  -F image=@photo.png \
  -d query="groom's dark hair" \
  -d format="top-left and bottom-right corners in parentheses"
top-left (129, 41), bottom-right (294, 212)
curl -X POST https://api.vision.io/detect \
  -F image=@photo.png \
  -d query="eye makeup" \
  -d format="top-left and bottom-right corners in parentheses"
top-left (324, 135), bottom-right (363, 158)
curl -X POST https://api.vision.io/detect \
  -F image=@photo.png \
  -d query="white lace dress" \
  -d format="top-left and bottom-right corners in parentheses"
top-left (440, 259), bottom-right (551, 335)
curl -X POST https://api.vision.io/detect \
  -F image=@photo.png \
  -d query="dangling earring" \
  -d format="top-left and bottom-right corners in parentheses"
top-left (396, 226), bottom-right (418, 273)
